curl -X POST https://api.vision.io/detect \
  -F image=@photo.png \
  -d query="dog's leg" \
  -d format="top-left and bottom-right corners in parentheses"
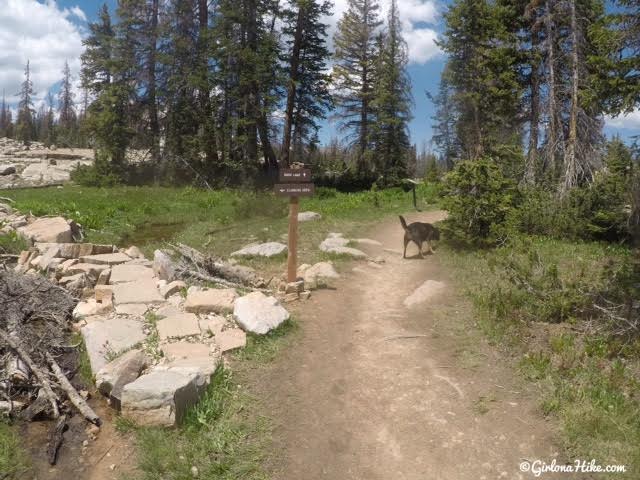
top-left (428, 240), bottom-right (435, 254)
top-left (417, 241), bottom-right (424, 259)
top-left (403, 237), bottom-right (409, 259)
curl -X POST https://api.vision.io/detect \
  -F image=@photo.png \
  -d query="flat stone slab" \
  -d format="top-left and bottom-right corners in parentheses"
top-left (112, 279), bottom-right (164, 305)
top-left (81, 317), bottom-right (147, 374)
top-left (17, 217), bottom-right (72, 244)
top-left (157, 312), bottom-right (201, 340)
top-left (404, 280), bottom-right (447, 308)
top-left (115, 303), bottom-right (148, 316)
top-left (319, 237), bottom-right (349, 250)
top-left (216, 329), bottom-right (247, 353)
top-left (298, 211), bottom-right (321, 222)
top-left (121, 370), bottom-right (199, 427)
top-left (230, 242), bottom-right (287, 258)
top-left (161, 342), bottom-right (212, 361)
top-left (199, 315), bottom-right (226, 336)
top-left (184, 288), bottom-right (237, 314)
top-left (109, 264), bottom-right (155, 284)
top-left (79, 252), bottom-right (132, 266)
top-left (233, 291), bottom-right (290, 335)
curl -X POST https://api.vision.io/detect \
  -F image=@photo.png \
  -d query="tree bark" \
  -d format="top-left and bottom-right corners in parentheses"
top-left (524, 26), bottom-right (541, 185)
top-left (148, 0), bottom-right (160, 164)
top-left (561, 0), bottom-right (580, 196)
top-left (544, 0), bottom-right (562, 177)
top-left (281, 3), bottom-right (305, 167)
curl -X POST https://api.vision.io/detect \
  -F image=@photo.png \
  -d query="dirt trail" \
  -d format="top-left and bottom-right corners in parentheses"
top-left (263, 211), bottom-right (566, 480)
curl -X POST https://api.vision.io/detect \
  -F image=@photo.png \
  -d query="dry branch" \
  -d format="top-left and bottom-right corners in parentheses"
top-left (46, 352), bottom-right (101, 426)
top-left (0, 328), bottom-right (59, 418)
top-left (47, 414), bottom-right (68, 465)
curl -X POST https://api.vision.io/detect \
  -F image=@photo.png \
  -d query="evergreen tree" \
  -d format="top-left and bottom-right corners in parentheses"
top-left (16, 61), bottom-right (36, 145)
top-left (58, 60), bottom-right (77, 144)
top-left (370, 0), bottom-right (412, 181)
top-left (427, 65), bottom-right (459, 170)
top-left (333, 0), bottom-right (383, 171)
top-left (438, 0), bottom-right (524, 164)
top-left (281, 0), bottom-right (333, 166)
top-left (0, 90), bottom-right (10, 138)
top-left (81, 4), bottom-right (115, 95)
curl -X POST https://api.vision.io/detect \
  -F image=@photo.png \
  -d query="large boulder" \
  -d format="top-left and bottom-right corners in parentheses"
top-left (298, 261), bottom-right (340, 289)
top-left (233, 291), bottom-right (290, 334)
top-left (184, 288), bottom-right (237, 314)
top-left (230, 242), bottom-right (287, 258)
top-left (121, 370), bottom-right (200, 427)
top-left (18, 217), bottom-right (72, 244)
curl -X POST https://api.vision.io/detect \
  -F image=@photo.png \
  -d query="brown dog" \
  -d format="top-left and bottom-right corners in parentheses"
top-left (399, 215), bottom-right (440, 258)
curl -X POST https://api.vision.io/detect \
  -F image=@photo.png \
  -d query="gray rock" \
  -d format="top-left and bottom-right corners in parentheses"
top-left (112, 279), bottom-right (164, 305)
top-left (0, 165), bottom-right (16, 175)
top-left (153, 250), bottom-right (175, 281)
top-left (156, 312), bottom-right (201, 340)
top-left (319, 235), bottom-right (369, 259)
top-left (216, 329), bottom-right (247, 352)
top-left (73, 299), bottom-right (112, 320)
top-left (230, 242), bottom-right (287, 258)
top-left (121, 370), bottom-right (200, 426)
top-left (233, 291), bottom-right (290, 334)
top-left (298, 261), bottom-right (340, 289)
top-left (96, 349), bottom-right (149, 410)
top-left (184, 288), bottom-right (237, 314)
top-left (81, 317), bottom-right (147, 374)
top-left (79, 252), bottom-right (132, 266)
top-left (159, 280), bottom-right (186, 299)
top-left (109, 264), bottom-right (155, 284)
top-left (124, 246), bottom-right (145, 259)
top-left (115, 303), bottom-right (148, 316)
top-left (298, 211), bottom-right (321, 222)
top-left (18, 217), bottom-right (72, 244)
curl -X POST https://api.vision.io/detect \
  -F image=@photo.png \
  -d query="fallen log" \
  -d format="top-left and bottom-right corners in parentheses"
top-left (0, 328), bottom-right (59, 418)
top-left (46, 352), bottom-right (101, 426)
top-left (20, 389), bottom-right (51, 421)
top-left (170, 243), bottom-right (266, 288)
top-left (47, 413), bottom-right (68, 465)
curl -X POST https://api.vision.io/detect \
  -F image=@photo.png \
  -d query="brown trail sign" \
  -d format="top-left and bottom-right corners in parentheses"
top-left (275, 167), bottom-right (315, 283)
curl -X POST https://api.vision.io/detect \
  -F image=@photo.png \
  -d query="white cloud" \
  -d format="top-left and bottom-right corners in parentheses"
top-left (605, 109), bottom-right (640, 130)
top-left (0, 0), bottom-right (86, 108)
top-left (323, 0), bottom-right (441, 65)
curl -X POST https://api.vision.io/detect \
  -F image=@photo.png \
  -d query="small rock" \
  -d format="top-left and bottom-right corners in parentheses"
top-left (96, 268), bottom-right (111, 285)
top-left (300, 290), bottom-right (311, 300)
top-left (124, 246), bottom-right (145, 259)
top-left (159, 280), bottom-right (186, 299)
top-left (230, 242), bottom-right (287, 258)
top-left (73, 299), bottom-right (112, 320)
top-left (96, 350), bottom-right (149, 411)
top-left (153, 250), bottom-right (176, 281)
top-left (299, 261), bottom-right (340, 289)
top-left (285, 280), bottom-right (304, 294)
top-left (191, 466), bottom-right (199, 478)
top-left (233, 291), bottom-right (290, 334)
top-left (298, 211), bottom-right (321, 222)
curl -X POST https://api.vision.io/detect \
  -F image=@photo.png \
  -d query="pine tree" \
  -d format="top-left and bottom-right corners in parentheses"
top-left (81, 4), bottom-right (115, 95)
top-left (0, 90), bottom-right (10, 138)
top-left (428, 65), bottom-right (459, 170)
top-left (438, 0), bottom-right (524, 164)
top-left (370, 0), bottom-right (412, 181)
top-left (58, 60), bottom-right (77, 143)
top-left (281, 0), bottom-right (333, 166)
top-left (333, 0), bottom-right (383, 171)
top-left (16, 61), bottom-right (36, 145)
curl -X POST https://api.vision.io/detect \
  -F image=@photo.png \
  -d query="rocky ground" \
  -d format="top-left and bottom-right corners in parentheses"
top-left (0, 200), bottom-right (350, 431)
top-left (0, 138), bottom-right (94, 189)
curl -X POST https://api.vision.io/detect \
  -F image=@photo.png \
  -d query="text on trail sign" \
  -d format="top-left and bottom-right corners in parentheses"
top-left (279, 169), bottom-right (312, 183)
top-left (275, 183), bottom-right (315, 197)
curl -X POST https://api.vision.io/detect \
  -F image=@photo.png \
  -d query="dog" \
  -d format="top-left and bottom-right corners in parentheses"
top-left (399, 215), bottom-right (440, 259)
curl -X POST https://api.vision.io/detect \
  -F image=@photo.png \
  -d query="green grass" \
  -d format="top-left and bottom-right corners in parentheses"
top-left (0, 420), bottom-right (30, 479)
top-left (440, 236), bottom-right (640, 478)
top-left (3, 184), bottom-right (439, 268)
top-left (125, 317), bottom-right (296, 479)
top-left (0, 229), bottom-right (28, 255)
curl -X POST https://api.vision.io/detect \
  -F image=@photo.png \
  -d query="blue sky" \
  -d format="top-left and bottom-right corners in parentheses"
top-left (1, 0), bottom-right (637, 149)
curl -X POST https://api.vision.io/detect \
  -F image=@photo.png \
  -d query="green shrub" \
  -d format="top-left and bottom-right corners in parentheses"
top-left (71, 153), bottom-right (122, 187)
top-left (440, 157), bottom-right (517, 247)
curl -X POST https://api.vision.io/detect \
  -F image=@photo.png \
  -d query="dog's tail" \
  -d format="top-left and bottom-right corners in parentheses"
top-left (399, 215), bottom-right (408, 230)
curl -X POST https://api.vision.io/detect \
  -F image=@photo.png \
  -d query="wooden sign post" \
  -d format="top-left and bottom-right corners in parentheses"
top-left (275, 165), bottom-right (314, 283)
